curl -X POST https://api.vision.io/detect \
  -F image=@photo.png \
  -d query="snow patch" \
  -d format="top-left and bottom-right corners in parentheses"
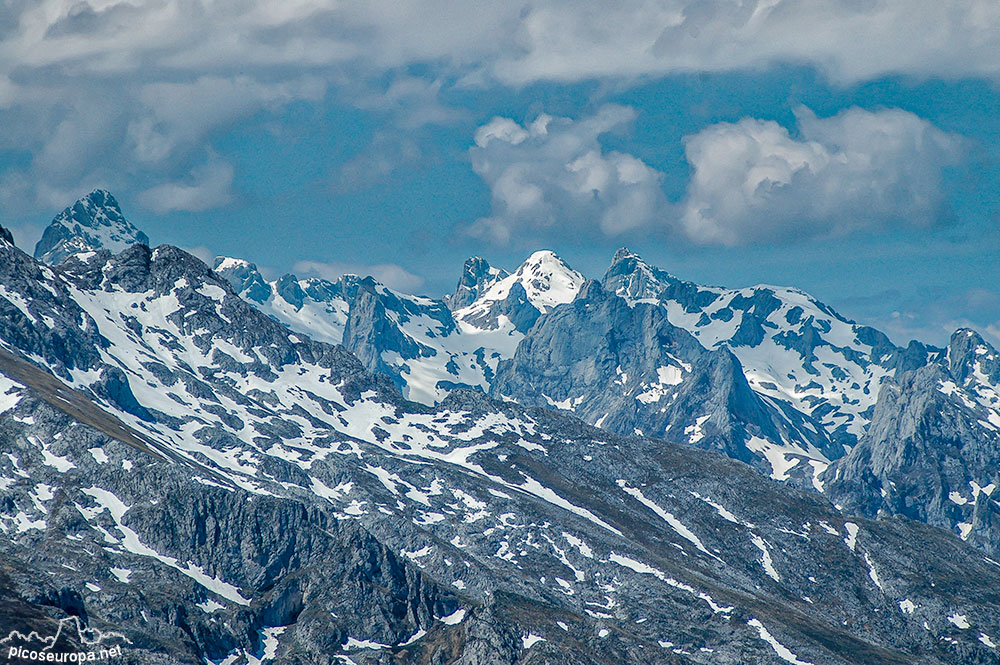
top-left (843, 522), bottom-right (859, 551)
top-left (618, 481), bottom-right (719, 560)
top-left (521, 634), bottom-right (545, 649)
top-left (948, 613), bottom-right (970, 629)
top-left (747, 618), bottom-right (813, 665)
top-left (750, 534), bottom-right (780, 581)
top-left (439, 608), bottom-right (467, 625)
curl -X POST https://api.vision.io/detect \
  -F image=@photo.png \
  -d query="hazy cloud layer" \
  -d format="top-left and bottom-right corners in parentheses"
top-left (6, 2), bottom-right (1000, 84)
top-left (0, 0), bottom-right (997, 218)
top-left (489, 1), bottom-right (1000, 85)
top-left (844, 287), bottom-right (1000, 349)
top-left (129, 76), bottom-right (326, 165)
top-left (139, 154), bottom-right (235, 214)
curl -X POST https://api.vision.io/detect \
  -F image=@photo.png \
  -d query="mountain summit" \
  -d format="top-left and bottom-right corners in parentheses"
top-left (453, 249), bottom-right (585, 333)
top-left (34, 189), bottom-right (149, 265)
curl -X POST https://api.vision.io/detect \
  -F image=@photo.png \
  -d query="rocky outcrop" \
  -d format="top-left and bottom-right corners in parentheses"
top-left (825, 330), bottom-right (1000, 553)
top-left (446, 256), bottom-right (508, 310)
top-left (602, 248), bottom-right (936, 450)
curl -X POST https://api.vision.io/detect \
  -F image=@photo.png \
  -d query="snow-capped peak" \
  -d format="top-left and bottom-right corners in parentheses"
top-left (214, 256), bottom-right (254, 273)
top-left (453, 250), bottom-right (584, 333)
top-left (469, 251), bottom-right (583, 312)
top-left (610, 246), bottom-right (641, 264)
top-left (213, 256), bottom-right (272, 304)
top-left (34, 189), bottom-right (149, 265)
top-left (948, 328), bottom-right (1000, 388)
top-left (512, 250), bottom-right (586, 311)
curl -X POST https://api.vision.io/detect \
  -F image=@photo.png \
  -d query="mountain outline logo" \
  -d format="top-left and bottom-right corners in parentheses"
top-left (2, 616), bottom-right (130, 661)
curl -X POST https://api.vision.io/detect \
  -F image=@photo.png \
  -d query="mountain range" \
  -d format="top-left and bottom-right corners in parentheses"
top-left (0, 189), bottom-right (998, 664)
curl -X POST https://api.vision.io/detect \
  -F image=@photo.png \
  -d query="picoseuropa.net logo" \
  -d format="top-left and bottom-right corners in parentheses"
top-left (2, 617), bottom-right (131, 662)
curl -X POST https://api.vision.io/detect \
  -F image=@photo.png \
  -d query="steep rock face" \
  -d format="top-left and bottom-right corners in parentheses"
top-left (490, 279), bottom-right (702, 415)
top-left (825, 330), bottom-right (1000, 553)
top-left (492, 280), bottom-right (837, 480)
top-left (34, 190), bottom-right (149, 265)
top-left (602, 248), bottom-right (937, 450)
top-left (336, 277), bottom-right (512, 404)
top-left (341, 277), bottom-right (450, 395)
top-left (446, 256), bottom-right (509, 310)
top-left (950, 328), bottom-right (1000, 385)
top-left (0, 237), bottom-right (107, 379)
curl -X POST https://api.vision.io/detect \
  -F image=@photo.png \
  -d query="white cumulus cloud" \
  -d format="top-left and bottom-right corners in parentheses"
top-left (468, 105), bottom-right (668, 244)
top-left (678, 107), bottom-right (964, 245)
top-left (467, 105), bottom-right (962, 247)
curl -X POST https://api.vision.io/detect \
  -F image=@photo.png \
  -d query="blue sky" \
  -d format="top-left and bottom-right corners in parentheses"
top-left (1, 1), bottom-right (999, 346)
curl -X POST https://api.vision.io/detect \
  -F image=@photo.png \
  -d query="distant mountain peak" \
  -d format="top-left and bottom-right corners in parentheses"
top-left (522, 248), bottom-right (566, 266)
top-left (454, 250), bottom-right (584, 333)
top-left (948, 327), bottom-right (1000, 386)
top-left (82, 187), bottom-right (116, 207)
top-left (611, 246), bottom-right (640, 263)
top-left (213, 256), bottom-right (272, 303)
top-left (506, 249), bottom-right (585, 311)
top-left (603, 247), bottom-right (674, 303)
top-left (34, 189), bottom-right (149, 265)
top-left (447, 256), bottom-right (508, 310)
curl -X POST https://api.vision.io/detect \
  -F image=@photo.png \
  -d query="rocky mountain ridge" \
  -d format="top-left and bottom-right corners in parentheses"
top-left (8, 191), bottom-right (1000, 664)
top-left (4, 220), bottom-right (1000, 663)
top-left (28, 191), bottom-right (1000, 550)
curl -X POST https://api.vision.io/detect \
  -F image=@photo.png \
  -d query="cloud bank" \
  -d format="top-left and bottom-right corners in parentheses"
top-left (6, 1), bottom-right (1000, 85)
top-left (468, 105), bottom-right (962, 246)
top-left (139, 154), bottom-right (235, 214)
top-left (0, 0), bottom-right (995, 219)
